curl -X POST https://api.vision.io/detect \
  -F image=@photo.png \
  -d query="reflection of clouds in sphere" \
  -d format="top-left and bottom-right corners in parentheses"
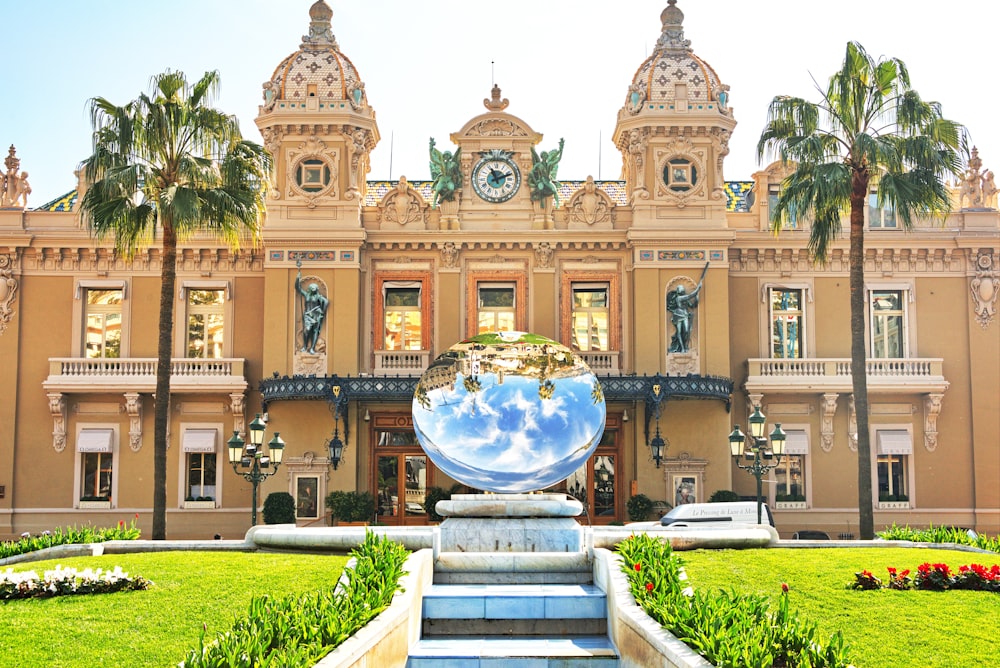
top-left (412, 333), bottom-right (606, 493)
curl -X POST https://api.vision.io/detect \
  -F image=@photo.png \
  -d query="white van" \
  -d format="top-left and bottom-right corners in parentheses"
top-left (658, 501), bottom-right (775, 528)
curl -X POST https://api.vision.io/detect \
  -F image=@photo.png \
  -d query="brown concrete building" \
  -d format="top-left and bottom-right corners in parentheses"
top-left (0, 1), bottom-right (996, 539)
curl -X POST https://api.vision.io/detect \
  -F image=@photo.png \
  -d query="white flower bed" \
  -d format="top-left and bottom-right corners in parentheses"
top-left (0, 565), bottom-right (152, 601)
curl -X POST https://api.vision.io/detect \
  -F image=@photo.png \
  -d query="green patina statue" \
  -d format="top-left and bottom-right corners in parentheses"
top-left (528, 138), bottom-right (565, 206)
top-left (428, 138), bottom-right (462, 207)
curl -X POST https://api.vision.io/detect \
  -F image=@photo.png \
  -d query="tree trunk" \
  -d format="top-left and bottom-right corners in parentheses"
top-left (152, 222), bottom-right (178, 540)
top-left (850, 172), bottom-right (875, 540)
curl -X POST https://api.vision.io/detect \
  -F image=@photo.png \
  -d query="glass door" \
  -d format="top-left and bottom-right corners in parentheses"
top-left (372, 415), bottom-right (431, 526)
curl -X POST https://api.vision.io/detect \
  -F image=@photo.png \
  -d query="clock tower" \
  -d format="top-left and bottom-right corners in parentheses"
top-left (442, 85), bottom-right (555, 230)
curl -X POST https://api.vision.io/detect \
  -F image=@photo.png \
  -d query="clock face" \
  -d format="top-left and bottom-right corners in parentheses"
top-left (472, 155), bottom-right (521, 203)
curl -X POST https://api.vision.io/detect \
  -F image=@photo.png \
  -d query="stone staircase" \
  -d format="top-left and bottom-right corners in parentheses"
top-left (405, 493), bottom-right (619, 667)
top-left (406, 567), bottom-right (618, 667)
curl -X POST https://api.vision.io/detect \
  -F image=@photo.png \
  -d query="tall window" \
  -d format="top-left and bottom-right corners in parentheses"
top-left (769, 288), bottom-right (803, 358)
top-left (870, 290), bottom-right (906, 358)
top-left (384, 286), bottom-right (422, 350)
top-left (84, 289), bottom-right (123, 358)
top-left (876, 429), bottom-right (912, 503)
top-left (186, 289), bottom-right (225, 359)
top-left (77, 428), bottom-right (114, 502)
top-left (182, 428), bottom-right (218, 502)
top-left (774, 429), bottom-right (808, 503)
top-left (375, 274), bottom-right (430, 355)
top-left (571, 284), bottom-right (610, 351)
top-left (478, 283), bottom-right (516, 333)
top-left (869, 192), bottom-right (897, 229)
top-left (768, 184), bottom-right (797, 230)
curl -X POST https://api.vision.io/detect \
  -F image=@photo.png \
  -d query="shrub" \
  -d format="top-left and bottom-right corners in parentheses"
top-left (708, 489), bottom-right (739, 503)
top-left (180, 531), bottom-right (409, 667)
top-left (262, 492), bottom-right (296, 524)
top-left (423, 485), bottom-right (461, 522)
top-left (325, 491), bottom-right (376, 524)
top-left (617, 533), bottom-right (853, 667)
top-left (626, 493), bottom-right (654, 522)
top-left (877, 523), bottom-right (999, 554)
top-left (0, 517), bottom-right (141, 561)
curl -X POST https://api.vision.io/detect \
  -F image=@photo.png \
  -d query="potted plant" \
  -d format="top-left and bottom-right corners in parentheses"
top-left (325, 490), bottom-right (375, 525)
top-left (262, 492), bottom-right (295, 524)
top-left (626, 493), bottom-right (654, 522)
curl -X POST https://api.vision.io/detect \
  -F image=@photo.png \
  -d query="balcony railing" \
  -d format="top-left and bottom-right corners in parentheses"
top-left (43, 357), bottom-right (247, 393)
top-left (373, 350), bottom-right (431, 376)
top-left (746, 357), bottom-right (948, 393)
top-left (576, 351), bottom-right (620, 373)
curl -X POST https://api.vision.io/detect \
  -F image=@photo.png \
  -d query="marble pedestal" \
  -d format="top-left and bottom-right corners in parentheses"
top-left (437, 494), bottom-right (585, 553)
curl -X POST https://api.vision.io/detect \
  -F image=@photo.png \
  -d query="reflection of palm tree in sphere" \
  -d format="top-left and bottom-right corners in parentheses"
top-left (463, 375), bottom-right (482, 394)
top-left (538, 378), bottom-right (555, 400)
top-left (591, 381), bottom-right (604, 405)
top-left (414, 383), bottom-right (430, 410)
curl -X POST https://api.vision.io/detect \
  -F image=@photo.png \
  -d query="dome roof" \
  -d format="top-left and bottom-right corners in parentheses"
top-left (262, 1), bottom-right (368, 110)
top-left (623, 1), bottom-right (730, 116)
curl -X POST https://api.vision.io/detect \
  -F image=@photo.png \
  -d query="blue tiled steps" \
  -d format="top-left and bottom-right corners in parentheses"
top-left (407, 583), bottom-right (619, 667)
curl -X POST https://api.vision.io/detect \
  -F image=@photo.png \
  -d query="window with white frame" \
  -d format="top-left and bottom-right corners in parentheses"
top-left (84, 289), bottom-right (123, 359)
top-left (77, 427), bottom-right (115, 503)
top-left (477, 283), bottom-right (516, 334)
top-left (182, 428), bottom-right (218, 503)
top-left (571, 284), bottom-right (610, 352)
top-left (383, 284), bottom-right (423, 351)
top-left (876, 429), bottom-right (912, 504)
top-left (870, 289), bottom-right (907, 358)
top-left (769, 288), bottom-right (804, 359)
top-left (774, 428), bottom-right (808, 503)
top-left (186, 289), bottom-right (226, 359)
top-left (868, 191), bottom-right (897, 229)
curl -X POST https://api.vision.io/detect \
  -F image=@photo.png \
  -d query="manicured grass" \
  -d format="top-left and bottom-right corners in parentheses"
top-left (679, 547), bottom-right (1000, 668)
top-left (0, 551), bottom-right (349, 667)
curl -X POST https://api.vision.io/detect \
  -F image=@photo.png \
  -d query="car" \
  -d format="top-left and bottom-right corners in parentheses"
top-left (791, 530), bottom-right (830, 540)
top-left (658, 501), bottom-right (775, 528)
top-left (405, 501), bottom-right (426, 514)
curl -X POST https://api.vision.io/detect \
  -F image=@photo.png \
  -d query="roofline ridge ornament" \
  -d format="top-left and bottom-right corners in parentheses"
top-left (301, 0), bottom-right (338, 50)
top-left (657, 0), bottom-right (692, 53)
top-left (484, 84), bottom-right (510, 112)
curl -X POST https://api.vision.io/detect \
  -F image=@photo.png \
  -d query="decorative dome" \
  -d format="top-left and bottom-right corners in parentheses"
top-left (622, 0), bottom-right (730, 117)
top-left (260, 0), bottom-right (368, 112)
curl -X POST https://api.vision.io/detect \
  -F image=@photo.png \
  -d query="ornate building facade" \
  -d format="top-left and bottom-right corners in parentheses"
top-left (0, 1), bottom-right (996, 539)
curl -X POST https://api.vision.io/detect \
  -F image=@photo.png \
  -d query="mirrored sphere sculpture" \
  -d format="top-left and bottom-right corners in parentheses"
top-left (412, 332), bottom-right (607, 493)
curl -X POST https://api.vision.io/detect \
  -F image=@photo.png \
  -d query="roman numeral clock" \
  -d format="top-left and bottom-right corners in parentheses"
top-left (471, 149), bottom-right (521, 203)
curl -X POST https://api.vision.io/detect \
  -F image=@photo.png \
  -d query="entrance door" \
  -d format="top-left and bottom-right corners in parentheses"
top-left (372, 415), bottom-right (431, 525)
top-left (554, 415), bottom-right (623, 523)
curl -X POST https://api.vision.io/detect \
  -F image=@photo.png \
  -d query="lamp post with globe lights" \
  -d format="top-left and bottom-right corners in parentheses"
top-left (227, 413), bottom-right (285, 526)
top-left (728, 406), bottom-right (786, 525)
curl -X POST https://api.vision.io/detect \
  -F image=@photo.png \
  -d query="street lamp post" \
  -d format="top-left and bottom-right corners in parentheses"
top-left (728, 406), bottom-right (786, 525)
top-left (227, 413), bottom-right (285, 526)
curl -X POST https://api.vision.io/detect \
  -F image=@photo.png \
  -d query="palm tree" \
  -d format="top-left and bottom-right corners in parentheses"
top-left (79, 70), bottom-right (271, 539)
top-left (757, 42), bottom-right (962, 539)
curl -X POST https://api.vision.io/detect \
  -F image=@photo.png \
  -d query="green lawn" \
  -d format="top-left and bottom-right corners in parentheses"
top-left (679, 547), bottom-right (1000, 668)
top-left (0, 551), bottom-right (349, 667)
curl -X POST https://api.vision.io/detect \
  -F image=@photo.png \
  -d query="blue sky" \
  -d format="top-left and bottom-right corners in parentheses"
top-left (4, 1), bottom-right (998, 206)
